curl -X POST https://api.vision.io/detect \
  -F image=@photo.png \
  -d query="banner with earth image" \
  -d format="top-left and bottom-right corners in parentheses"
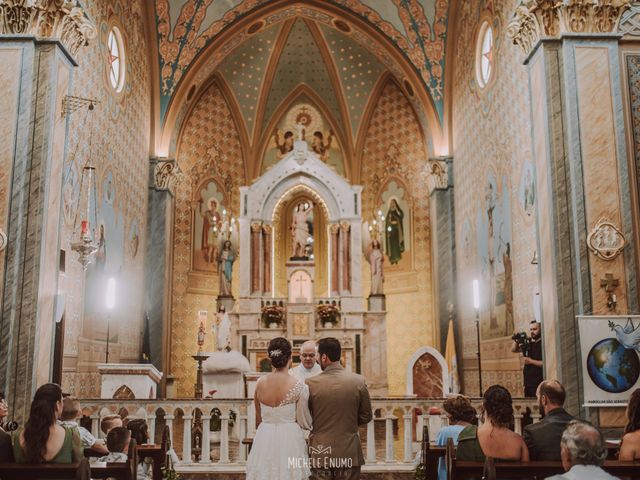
top-left (578, 316), bottom-right (640, 406)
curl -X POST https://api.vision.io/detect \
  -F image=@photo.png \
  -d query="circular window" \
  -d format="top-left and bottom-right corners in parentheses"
top-left (107, 27), bottom-right (125, 92)
top-left (476, 22), bottom-right (494, 88)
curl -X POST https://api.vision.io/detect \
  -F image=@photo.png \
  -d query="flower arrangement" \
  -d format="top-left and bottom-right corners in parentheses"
top-left (317, 304), bottom-right (340, 326)
top-left (261, 304), bottom-right (285, 327)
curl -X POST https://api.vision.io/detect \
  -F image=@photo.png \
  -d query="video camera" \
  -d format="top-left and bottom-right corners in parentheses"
top-left (511, 331), bottom-right (531, 353)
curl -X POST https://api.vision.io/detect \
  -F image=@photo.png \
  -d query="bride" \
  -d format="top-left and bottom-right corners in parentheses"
top-left (246, 337), bottom-right (312, 480)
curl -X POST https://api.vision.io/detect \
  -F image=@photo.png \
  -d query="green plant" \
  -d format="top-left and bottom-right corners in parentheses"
top-left (209, 407), bottom-right (237, 431)
top-left (414, 462), bottom-right (426, 480)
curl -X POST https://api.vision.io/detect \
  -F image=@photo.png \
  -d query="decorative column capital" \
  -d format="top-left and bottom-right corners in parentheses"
top-left (329, 223), bottom-right (340, 235)
top-left (507, 0), bottom-right (631, 56)
top-left (425, 157), bottom-right (452, 195)
top-left (0, 0), bottom-right (97, 56)
top-left (151, 157), bottom-right (181, 194)
top-left (250, 222), bottom-right (262, 233)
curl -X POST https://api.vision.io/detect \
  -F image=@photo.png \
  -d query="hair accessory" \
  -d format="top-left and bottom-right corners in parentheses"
top-left (269, 349), bottom-right (282, 358)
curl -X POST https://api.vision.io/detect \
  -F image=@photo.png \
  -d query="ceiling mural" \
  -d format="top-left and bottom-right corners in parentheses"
top-left (154, 0), bottom-right (450, 123)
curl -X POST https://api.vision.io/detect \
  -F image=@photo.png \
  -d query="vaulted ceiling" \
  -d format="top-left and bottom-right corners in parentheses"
top-left (153, 0), bottom-right (451, 159)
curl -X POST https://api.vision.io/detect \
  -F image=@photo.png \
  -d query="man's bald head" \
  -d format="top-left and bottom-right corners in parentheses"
top-left (538, 379), bottom-right (565, 407)
top-left (300, 340), bottom-right (317, 369)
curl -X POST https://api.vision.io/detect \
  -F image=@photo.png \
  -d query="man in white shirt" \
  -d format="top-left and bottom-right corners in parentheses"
top-left (545, 420), bottom-right (620, 480)
top-left (289, 340), bottom-right (322, 381)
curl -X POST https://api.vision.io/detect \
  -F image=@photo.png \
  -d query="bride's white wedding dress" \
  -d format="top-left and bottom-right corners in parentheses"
top-left (246, 380), bottom-right (312, 480)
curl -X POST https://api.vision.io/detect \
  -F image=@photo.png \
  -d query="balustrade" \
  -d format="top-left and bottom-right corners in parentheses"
top-left (76, 397), bottom-right (538, 471)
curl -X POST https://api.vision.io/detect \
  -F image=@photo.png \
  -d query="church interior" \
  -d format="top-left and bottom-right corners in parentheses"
top-left (2, 0), bottom-right (640, 477)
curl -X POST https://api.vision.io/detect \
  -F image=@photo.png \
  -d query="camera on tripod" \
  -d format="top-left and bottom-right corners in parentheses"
top-left (512, 331), bottom-right (531, 352)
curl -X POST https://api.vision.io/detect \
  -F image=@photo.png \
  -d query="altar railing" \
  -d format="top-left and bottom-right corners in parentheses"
top-left (77, 397), bottom-right (539, 470)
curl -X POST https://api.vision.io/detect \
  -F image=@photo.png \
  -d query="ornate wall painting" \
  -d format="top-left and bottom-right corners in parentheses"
top-left (62, 160), bottom-right (80, 226)
top-left (461, 219), bottom-right (472, 263)
top-left (262, 99), bottom-right (345, 176)
top-left (128, 219), bottom-right (140, 259)
top-left (518, 161), bottom-right (536, 218)
top-left (476, 169), bottom-right (514, 340)
top-left (192, 179), bottom-right (227, 273)
top-left (377, 179), bottom-right (412, 272)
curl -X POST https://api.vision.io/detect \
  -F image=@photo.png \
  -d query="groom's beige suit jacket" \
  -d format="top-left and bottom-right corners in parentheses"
top-left (306, 363), bottom-right (372, 466)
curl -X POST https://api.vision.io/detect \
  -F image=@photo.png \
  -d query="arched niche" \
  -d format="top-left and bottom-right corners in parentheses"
top-left (406, 346), bottom-right (449, 397)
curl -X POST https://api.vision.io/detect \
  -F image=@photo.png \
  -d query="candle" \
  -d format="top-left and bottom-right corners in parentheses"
top-left (81, 220), bottom-right (89, 239)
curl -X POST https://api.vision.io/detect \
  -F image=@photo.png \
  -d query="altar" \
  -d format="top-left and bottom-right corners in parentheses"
top-left (213, 137), bottom-right (388, 394)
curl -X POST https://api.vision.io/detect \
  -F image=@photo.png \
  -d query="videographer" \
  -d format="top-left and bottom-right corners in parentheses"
top-left (511, 320), bottom-right (543, 397)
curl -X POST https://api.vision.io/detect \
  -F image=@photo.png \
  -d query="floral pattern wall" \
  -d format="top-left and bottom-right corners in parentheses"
top-left (60, 0), bottom-right (151, 397)
top-left (452, 0), bottom-right (539, 396)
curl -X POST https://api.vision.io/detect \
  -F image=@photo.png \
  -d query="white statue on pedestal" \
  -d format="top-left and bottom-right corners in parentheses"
top-left (213, 306), bottom-right (231, 352)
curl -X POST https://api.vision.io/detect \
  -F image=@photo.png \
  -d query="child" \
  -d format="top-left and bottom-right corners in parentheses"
top-left (59, 396), bottom-right (108, 455)
top-left (101, 414), bottom-right (124, 436)
top-left (98, 427), bottom-right (130, 463)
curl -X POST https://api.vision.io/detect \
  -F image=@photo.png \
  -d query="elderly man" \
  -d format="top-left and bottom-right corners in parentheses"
top-left (523, 380), bottom-right (575, 460)
top-left (545, 420), bottom-right (619, 480)
top-left (289, 340), bottom-right (322, 381)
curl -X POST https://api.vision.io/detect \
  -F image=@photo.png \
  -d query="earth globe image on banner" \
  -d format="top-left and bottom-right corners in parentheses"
top-left (586, 338), bottom-right (640, 393)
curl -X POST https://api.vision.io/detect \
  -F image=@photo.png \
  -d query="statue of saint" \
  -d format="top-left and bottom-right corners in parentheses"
top-left (213, 306), bottom-right (231, 352)
top-left (218, 240), bottom-right (236, 297)
top-left (291, 202), bottom-right (313, 259)
top-left (385, 199), bottom-right (405, 264)
top-left (366, 239), bottom-right (384, 295)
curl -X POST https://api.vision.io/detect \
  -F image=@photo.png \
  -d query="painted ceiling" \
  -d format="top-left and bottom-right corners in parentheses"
top-left (154, 0), bottom-right (450, 125)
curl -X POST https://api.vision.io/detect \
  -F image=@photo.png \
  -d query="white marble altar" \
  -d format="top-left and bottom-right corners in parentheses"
top-left (202, 351), bottom-right (251, 398)
top-left (97, 363), bottom-right (162, 399)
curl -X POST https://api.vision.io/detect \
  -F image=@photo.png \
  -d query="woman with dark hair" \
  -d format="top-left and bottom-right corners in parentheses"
top-left (435, 395), bottom-right (477, 480)
top-left (246, 337), bottom-right (312, 479)
top-left (619, 388), bottom-right (640, 460)
top-left (12, 383), bottom-right (81, 463)
top-left (456, 385), bottom-right (529, 462)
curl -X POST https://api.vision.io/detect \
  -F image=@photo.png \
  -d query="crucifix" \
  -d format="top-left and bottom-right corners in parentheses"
top-left (600, 273), bottom-right (620, 311)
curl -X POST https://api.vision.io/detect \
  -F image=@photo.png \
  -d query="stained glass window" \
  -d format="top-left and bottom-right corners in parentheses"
top-left (107, 27), bottom-right (125, 92)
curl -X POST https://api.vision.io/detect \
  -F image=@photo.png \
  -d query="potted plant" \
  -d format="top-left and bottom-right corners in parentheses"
top-left (209, 407), bottom-right (237, 443)
top-left (261, 304), bottom-right (285, 328)
top-left (317, 304), bottom-right (340, 328)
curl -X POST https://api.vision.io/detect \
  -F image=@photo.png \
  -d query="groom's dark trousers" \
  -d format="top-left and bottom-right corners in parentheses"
top-left (307, 362), bottom-right (372, 480)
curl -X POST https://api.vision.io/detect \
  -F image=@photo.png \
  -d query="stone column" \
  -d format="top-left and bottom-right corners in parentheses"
top-left (262, 224), bottom-right (271, 294)
top-left (146, 158), bottom-right (179, 384)
top-left (250, 222), bottom-right (262, 294)
top-left (426, 158), bottom-right (457, 352)
top-left (340, 222), bottom-right (351, 293)
top-left (329, 224), bottom-right (340, 295)
top-left (508, 0), bottom-right (635, 414)
top-left (0, 0), bottom-right (96, 422)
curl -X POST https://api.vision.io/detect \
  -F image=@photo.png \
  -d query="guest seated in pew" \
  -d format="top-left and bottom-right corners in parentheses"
top-left (436, 395), bottom-right (477, 480)
top-left (619, 388), bottom-right (640, 461)
top-left (0, 394), bottom-right (13, 462)
top-left (12, 383), bottom-right (82, 463)
top-left (456, 384), bottom-right (529, 462)
top-left (127, 418), bottom-right (152, 480)
top-left (523, 380), bottom-right (575, 460)
top-left (97, 427), bottom-right (130, 463)
top-left (59, 396), bottom-right (108, 455)
top-left (101, 414), bottom-right (124, 436)
top-left (546, 420), bottom-right (620, 480)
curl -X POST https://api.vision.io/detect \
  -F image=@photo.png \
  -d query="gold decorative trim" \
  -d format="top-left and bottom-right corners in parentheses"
top-left (0, 228), bottom-right (6, 252)
top-left (587, 218), bottom-right (626, 261)
top-left (507, 0), bottom-right (631, 56)
top-left (0, 0), bottom-right (97, 56)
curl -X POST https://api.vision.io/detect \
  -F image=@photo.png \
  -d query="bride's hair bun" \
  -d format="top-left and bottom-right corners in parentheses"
top-left (268, 337), bottom-right (291, 369)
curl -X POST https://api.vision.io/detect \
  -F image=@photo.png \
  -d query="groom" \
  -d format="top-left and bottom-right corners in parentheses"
top-left (306, 337), bottom-right (372, 480)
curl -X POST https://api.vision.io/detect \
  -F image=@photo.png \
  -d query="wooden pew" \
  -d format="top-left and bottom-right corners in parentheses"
top-left (445, 438), bottom-right (640, 480)
top-left (0, 458), bottom-right (91, 480)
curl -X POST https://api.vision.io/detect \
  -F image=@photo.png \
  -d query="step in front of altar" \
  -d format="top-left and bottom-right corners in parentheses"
top-left (175, 465), bottom-right (416, 480)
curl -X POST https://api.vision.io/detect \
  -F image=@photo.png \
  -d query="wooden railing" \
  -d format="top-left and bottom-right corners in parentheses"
top-left (77, 397), bottom-right (539, 471)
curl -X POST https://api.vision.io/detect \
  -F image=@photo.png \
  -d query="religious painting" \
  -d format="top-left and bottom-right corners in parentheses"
top-left (128, 219), bottom-right (139, 259)
top-left (263, 98), bottom-right (345, 176)
top-left (518, 161), bottom-right (536, 217)
top-left (377, 180), bottom-right (412, 271)
top-left (476, 169), bottom-right (514, 340)
top-left (62, 161), bottom-right (80, 226)
top-left (292, 313), bottom-right (309, 336)
top-left (461, 219), bottom-right (472, 263)
top-left (192, 179), bottom-right (226, 273)
top-left (412, 352), bottom-right (444, 397)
